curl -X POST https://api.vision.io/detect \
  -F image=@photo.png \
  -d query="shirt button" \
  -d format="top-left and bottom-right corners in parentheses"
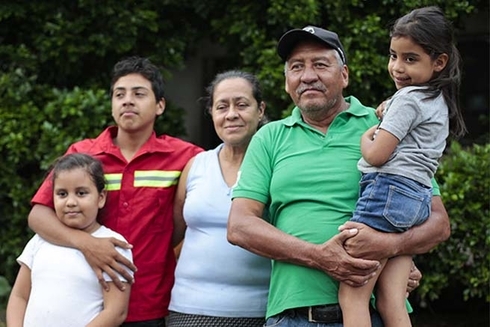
top-left (123, 202), bottom-right (129, 207)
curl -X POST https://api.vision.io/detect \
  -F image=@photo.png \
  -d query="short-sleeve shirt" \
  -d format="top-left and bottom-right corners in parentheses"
top-left (19, 226), bottom-right (132, 327)
top-left (358, 86), bottom-right (448, 186)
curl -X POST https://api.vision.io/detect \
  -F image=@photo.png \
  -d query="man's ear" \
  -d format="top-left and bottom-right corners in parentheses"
top-left (156, 98), bottom-right (166, 116)
top-left (341, 65), bottom-right (349, 89)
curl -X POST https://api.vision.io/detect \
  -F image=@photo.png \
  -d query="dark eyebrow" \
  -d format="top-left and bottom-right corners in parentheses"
top-left (114, 86), bottom-right (149, 91)
top-left (215, 96), bottom-right (248, 103)
top-left (404, 52), bottom-right (421, 57)
top-left (389, 49), bottom-right (421, 58)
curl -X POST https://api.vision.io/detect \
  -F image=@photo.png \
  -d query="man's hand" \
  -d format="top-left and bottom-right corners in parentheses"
top-left (314, 229), bottom-right (381, 287)
top-left (79, 236), bottom-right (136, 291)
top-left (338, 221), bottom-right (396, 260)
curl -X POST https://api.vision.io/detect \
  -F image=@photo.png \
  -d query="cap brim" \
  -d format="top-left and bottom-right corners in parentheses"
top-left (277, 29), bottom-right (327, 61)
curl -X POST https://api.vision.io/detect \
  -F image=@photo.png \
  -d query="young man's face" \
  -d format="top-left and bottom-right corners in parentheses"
top-left (111, 73), bottom-right (165, 134)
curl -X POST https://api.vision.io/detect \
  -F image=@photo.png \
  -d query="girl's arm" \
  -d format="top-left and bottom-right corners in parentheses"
top-left (361, 125), bottom-right (400, 167)
top-left (6, 264), bottom-right (32, 327)
top-left (86, 282), bottom-right (131, 327)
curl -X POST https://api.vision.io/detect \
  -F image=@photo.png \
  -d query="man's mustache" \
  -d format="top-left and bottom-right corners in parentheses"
top-left (296, 83), bottom-right (327, 95)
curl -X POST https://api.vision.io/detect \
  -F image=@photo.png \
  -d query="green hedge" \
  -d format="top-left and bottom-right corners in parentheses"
top-left (415, 141), bottom-right (490, 303)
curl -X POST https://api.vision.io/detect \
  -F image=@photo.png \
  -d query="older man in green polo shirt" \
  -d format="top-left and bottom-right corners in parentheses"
top-left (228, 25), bottom-right (449, 327)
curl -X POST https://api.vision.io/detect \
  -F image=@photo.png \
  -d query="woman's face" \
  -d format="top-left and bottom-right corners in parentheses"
top-left (211, 77), bottom-right (265, 147)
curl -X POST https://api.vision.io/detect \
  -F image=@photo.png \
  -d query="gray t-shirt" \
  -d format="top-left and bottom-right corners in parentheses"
top-left (358, 86), bottom-right (449, 186)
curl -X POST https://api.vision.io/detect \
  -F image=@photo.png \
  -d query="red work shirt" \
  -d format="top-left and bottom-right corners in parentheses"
top-left (31, 126), bottom-right (203, 322)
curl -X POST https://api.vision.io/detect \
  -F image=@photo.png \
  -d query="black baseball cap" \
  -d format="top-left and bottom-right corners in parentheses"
top-left (277, 26), bottom-right (347, 64)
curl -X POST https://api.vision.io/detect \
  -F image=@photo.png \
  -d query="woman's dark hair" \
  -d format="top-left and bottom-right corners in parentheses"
top-left (390, 6), bottom-right (467, 137)
top-left (51, 153), bottom-right (106, 194)
top-left (110, 56), bottom-right (165, 102)
top-left (202, 70), bottom-right (264, 113)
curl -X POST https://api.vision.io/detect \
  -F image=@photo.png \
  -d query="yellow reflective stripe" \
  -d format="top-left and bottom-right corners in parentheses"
top-left (105, 173), bottom-right (122, 191)
top-left (134, 170), bottom-right (181, 188)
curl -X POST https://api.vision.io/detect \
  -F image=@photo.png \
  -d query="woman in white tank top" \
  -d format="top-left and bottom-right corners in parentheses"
top-left (168, 70), bottom-right (270, 327)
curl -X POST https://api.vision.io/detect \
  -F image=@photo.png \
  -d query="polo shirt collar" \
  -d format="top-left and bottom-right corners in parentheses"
top-left (343, 96), bottom-right (372, 117)
top-left (94, 126), bottom-right (176, 154)
top-left (282, 95), bottom-right (371, 127)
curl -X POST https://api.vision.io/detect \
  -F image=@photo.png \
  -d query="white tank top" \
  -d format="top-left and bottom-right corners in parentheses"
top-left (169, 144), bottom-right (270, 317)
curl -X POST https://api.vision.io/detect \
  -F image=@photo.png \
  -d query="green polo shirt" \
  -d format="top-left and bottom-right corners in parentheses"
top-left (233, 96), bottom-right (438, 319)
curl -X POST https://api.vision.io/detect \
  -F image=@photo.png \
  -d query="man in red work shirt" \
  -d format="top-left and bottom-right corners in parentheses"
top-left (28, 56), bottom-right (203, 326)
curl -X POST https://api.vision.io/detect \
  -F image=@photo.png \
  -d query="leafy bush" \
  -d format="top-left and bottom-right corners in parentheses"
top-left (0, 276), bottom-right (11, 310)
top-left (415, 142), bottom-right (490, 303)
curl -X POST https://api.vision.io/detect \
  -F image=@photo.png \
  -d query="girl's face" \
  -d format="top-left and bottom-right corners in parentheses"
top-left (388, 36), bottom-right (447, 89)
top-left (211, 77), bottom-right (265, 147)
top-left (53, 168), bottom-right (106, 234)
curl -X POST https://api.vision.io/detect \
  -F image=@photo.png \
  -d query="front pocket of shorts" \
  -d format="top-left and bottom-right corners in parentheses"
top-left (264, 314), bottom-right (287, 326)
top-left (383, 185), bottom-right (427, 229)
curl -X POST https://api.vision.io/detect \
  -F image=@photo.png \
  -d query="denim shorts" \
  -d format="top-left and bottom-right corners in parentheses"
top-left (351, 172), bottom-right (431, 233)
top-left (264, 309), bottom-right (384, 326)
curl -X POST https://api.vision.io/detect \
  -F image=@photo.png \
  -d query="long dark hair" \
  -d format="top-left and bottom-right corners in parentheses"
top-left (390, 6), bottom-right (467, 137)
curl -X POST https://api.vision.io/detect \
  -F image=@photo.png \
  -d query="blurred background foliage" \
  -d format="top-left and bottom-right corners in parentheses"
top-left (0, 0), bottom-right (488, 321)
top-left (421, 142), bottom-right (489, 302)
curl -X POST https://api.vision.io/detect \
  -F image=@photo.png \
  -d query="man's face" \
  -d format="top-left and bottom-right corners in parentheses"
top-left (111, 73), bottom-right (165, 134)
top-left (284, 41), bottom-right (348, 116)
